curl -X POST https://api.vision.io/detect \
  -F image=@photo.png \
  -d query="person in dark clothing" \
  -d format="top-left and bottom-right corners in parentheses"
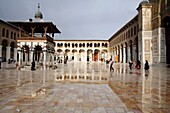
top-left (110, 60), bottom-right (114, 71)
top-left (144, 60), bottom-right (149, 70)
top-left (129, 60), bottom-right (133, 69)
top-left (136, 60), bottom-right (141, 69)
top-left (31, 61), bottom-right (36, 71)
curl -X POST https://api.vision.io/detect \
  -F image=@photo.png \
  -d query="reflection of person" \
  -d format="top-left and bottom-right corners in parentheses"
top-left (110, 60), bottom-right (114, 71)
top-left (144, 60), bottom-right (149, 70)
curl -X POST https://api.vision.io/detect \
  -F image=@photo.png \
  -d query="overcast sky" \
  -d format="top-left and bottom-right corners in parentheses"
top-left (0, 0), bottom-right (142, 40)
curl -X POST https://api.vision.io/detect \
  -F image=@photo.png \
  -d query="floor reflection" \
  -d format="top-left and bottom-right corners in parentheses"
top-left (54, 62), bottom-right (109, 83)
top-left (0, 62), bottom-right (169, 113)
top-left (109, 63), bottom-right (170, 113)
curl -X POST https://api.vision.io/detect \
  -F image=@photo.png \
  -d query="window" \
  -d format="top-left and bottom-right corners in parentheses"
top-left (131, 28), bottom-right (133, 37)
top-left (2, 28), bottom-right (5, 37)
top-left (6, 29), bottom-right (9, 38)
top-left (14, 33), bottom-right (16, 40)
top-left (134, 26), bottom-right (137, 35)
top-left (11, 32), bottom-right (13, 39)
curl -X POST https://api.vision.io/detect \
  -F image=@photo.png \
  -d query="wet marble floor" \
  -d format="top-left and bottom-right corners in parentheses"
top-left (0, 62), bottom-right (170, 113)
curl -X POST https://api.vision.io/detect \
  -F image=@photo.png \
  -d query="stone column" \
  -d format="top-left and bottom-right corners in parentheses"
top-left (132, 45), bottom-right (137, 61)
top-left (137, 2), bottom-right (152, 64)
top-left (93, 50), bottom-right (95, 61)
top-left (18, 50), bottom-right (22, 65)
top-left (44, 27), bottom-right (48, 38)
top-left (0, 45), bottom-right (2, 57)
top-left (6, 46), bottom-right (11, 60)
top-left (29, 49), bottom-right (34, 63)
top-left (127, 47), bottom-right (131, 62)
top-left (14, 48), bottom-right (17, 61)
top-left (123, 47), bottom-right (126, 63)
top-left (98, 51), bottom-right (100, 62)
top-left (43, 51), bottom-right (47, 67)
top-left (120, 48), bottom-right (122, 63)
top-left (31, 27), bottom-right (35, 37)
top-left (84, 50), bottom-right (87, 62)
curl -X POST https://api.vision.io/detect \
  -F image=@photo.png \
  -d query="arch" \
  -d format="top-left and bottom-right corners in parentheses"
top-left (10, 42), bottom-right (16, 59)
top-left (34, 45), bottom-right (42, 62)
top-left (162, 16), bottom-right (170, 64)
top-left (128, 40), bottom-right (133, 61)
top-left (87, 49), bottom-right (93, 61)
top-left (72, 49), bottom-right (77, 53)
top-left (1, 39), bottom-right (9, 62)
top-left (57, 49), bottom-right (63, 53)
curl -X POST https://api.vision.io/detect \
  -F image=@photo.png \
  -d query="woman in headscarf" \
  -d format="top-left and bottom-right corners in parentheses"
top-left (144, 60), bottom-right (149, 70)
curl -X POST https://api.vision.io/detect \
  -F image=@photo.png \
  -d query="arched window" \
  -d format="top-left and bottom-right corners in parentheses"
top-left (98, 43), bottom-right (100, 47)
top-left (2, 28), bottom-right (5, 37)
top-left (11, 32), bottom-right (13, 39)
top-left (65, 43), bottom-right (67, 47)
top-left (90, 43), bottom-right (92, 47)
top-left (14, 33), bottom-right (16, 40)
top-left (6, 29), bottom-right (9, 38)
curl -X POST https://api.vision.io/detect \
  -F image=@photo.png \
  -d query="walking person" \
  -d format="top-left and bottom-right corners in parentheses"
top-left (110, 60), bottom-right (114, 71)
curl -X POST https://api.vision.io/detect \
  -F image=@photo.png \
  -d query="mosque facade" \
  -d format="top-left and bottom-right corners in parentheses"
top-left (0, 0), bottom-right (170, 66)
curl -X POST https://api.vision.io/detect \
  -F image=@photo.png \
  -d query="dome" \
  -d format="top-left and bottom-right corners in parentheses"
top-left (139, 0), bottom-right (149, 6)
top-left (34, 3), bottom-right (43, 19)
top-left (35, 11), bottom-right (43, 19)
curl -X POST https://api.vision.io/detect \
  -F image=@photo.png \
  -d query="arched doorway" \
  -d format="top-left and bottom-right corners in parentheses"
top-left (22, 45), bottom-right (29, 62)
top-left (164, 17), bottom-right (170, 64)
top-left (2, 40), bottom-right (8, 62)
top-left (34, 45), bottom-right (42, 62)
top-left (10, 42), bottom-right (15, 59)
top-left (87, 49), bottom-right (93, 62)
top-left (93, 49), bottom-right (99, 61)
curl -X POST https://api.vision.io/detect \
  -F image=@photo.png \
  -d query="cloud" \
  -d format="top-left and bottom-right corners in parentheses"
top-left (0, 0), bottom-right (142, 40)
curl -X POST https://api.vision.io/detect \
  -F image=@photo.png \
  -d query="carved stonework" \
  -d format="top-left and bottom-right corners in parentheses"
top-left (142, 9), bottom-right (152, 31)
top-left (145, 54), bottom-right (150, 62)
top-left (145, 39), bottom-right (150, 52)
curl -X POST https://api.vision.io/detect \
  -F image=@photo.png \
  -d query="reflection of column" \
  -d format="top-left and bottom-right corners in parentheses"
top-left (6, 46), bottom-right (11, 60)
top-left (25, 53), bottom-right (28, 64)
top-left (14, 48), bottom-right (17, 61)
top-left (0, 45), bottom-right (2, 57)
top-left (43, 70), bottom-right (46, 86)
top-left (17, 71), bottom-right (20, 86)
top-left (123, 47), bottom-right (126, 63)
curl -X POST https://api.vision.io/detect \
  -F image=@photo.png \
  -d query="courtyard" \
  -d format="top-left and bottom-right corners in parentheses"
top-left (0, 62), bottom-right (170, 113)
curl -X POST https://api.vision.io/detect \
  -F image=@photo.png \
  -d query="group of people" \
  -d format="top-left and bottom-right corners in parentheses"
top-left (129, 60), bottom-right (149, 70)
top-left (109, 59), bottom-right (150, 72)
